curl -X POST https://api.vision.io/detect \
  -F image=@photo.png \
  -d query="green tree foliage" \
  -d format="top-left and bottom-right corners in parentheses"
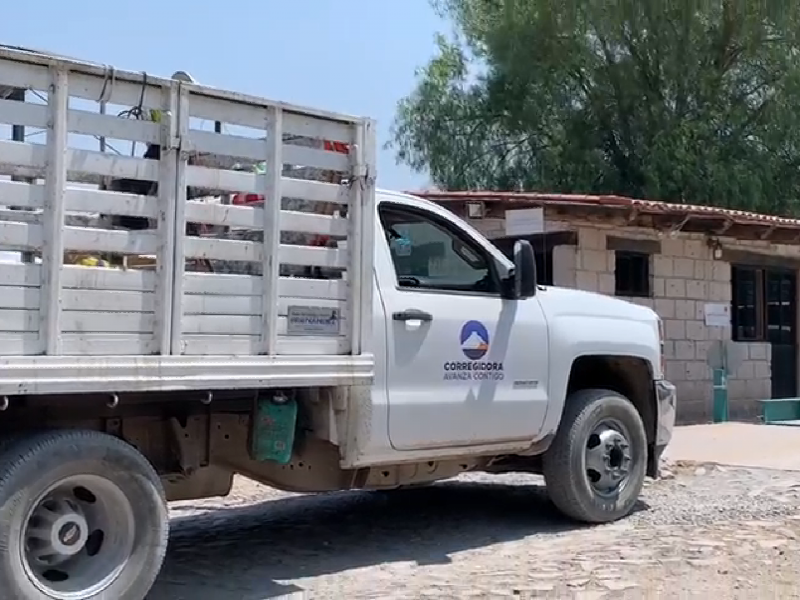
top-left (391, 0), bottom-right (800, 214)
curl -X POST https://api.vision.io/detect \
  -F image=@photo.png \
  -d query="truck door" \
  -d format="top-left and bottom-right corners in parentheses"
top-left (375, 201), bottom-right (550, 450)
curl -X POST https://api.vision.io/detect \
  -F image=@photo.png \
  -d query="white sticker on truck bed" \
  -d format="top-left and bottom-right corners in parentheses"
top-left (287, 306), bottom-right (341, 336)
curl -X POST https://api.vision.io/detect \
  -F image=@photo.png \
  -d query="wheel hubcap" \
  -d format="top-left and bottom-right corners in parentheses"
top-left (21, 476), bottom-right (136, 599)
top-left (584, 420), bottom-right (633, 496)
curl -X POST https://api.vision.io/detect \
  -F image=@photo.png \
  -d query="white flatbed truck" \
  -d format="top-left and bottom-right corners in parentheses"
top-left (0, 47), bottom-right (676, 599)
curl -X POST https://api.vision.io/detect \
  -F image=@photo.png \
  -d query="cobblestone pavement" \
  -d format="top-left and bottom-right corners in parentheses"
top-left (148, 464), bottom-right (800, 599)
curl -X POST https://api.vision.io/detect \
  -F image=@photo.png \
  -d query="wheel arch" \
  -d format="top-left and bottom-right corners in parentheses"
top-left (564, 354), bottom-right (659, 477)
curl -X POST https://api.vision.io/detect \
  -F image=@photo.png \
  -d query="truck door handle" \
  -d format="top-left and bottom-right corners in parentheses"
top-left (392, 309), bottom-right (433, 322)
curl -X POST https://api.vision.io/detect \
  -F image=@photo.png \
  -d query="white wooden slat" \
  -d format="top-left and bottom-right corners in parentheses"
top-left (66, 71), bottom-right (168, 111)
top-left (63, 227), bottom-right (158, 255)
top-left (0, 180), bottom-right (42, 209)
top-left (0, 220), bottom-right (158, 256)
top-left (261, 106), bottom-right (283, 355)
top-left (0, 332), bottom-right (41, 355)
top-left (185, 201), bottom-right (350, 236)
top-left (283, 143), bottom-right (350, 173)
top-left (183, 237), bottom-right (347, 267)
top-left (0, 141), bottom-right (159, 182)
top-left (183, 295), bottom-right (261, 316)
top-left (182, 314), bottom-right (262, 335)
top-left (0, 309), bottom-right (38, 332)
top-left (0, 287), bottom-right (38, 309)
top-left (183, 294), bottom-right (345, 316)
top-left (0, 287), bottom-right (156, 313)
top-left (0, 97), bottom-right (47, 128)
top-left (0, 263), bottom-right (157, 292)
top-left (0, 57), bottom-right (169, 110)
top-left (183, 168), bottom-right (350, 206)
top-left (169, 85), bottom-right (190, 356)
top-left (283, 177), bottom-right (348, 205)
top-left (184, 165), bottom-right (257, 195)
top-left (0, 209), bottom-right (39, 223)
top-left (65, 148), bottom-right (159, 182)
top-left (154, 80), bottom-right (181, 356)
top-left (64, 266), bottom-right (157, 292)
top-left (181, 334), bottom-right (349, 356)
top-left (0, 263), bottom-right (40, 287)
top-left (283, 112), bottom-right (352, 148)
top-left (277, 336), bottom-right (349, 355)
top-left (0, 100), bottom-right (160, 145)
top-left (69, 110), bottom-right (160, 145)
top-left (0, 221), bottom-right (43, 250)
top-left (186, 93), bottom-right (268, 130)
top-left (0, 181), bottom-right (157, 217)
top-left (184, 201), bottom-right (261, 229)
top-left (187, 130), bottom-right (267, 162)
top-left (62, 289), bottom-right (155, 312)
top-left (61, 311), bottom-right (155, 334)
top-left (0, 140), bottom-right (46, 171)
top-left (183, 273), bottom-right (347, 300)
top-left (183, 236), bottom-right (259, 262)
top-left (64, 187), bottom-right (158, 219)
top-left (0, 333), bottom-right (157, 356)
top-left (281, 210), bottom-right (348, 237)
top-left (42, 66), bottom-right (72, 357)
top-left (280, 244), bottom-right (348, 268)
top-left (279, 277), bottom-right (348, 300)
top-left (183, 313), bottom-right (346, 336)
top-left (184, 93), bottom-right (354, 146)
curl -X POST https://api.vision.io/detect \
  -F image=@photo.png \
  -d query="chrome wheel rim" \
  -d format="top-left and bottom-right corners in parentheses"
top-left (584, 418), bottom-right (633, 497)
top-left (21, 475), bottom-right (136, 599)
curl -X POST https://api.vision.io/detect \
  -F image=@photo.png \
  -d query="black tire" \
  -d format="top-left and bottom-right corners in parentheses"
top-left (0, 430), bottom-right (169, 600)
top-left (542, 389), bottom-right (647, 524)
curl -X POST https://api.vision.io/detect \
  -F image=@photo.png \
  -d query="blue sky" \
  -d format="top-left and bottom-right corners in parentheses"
top-left (2, 0), bottom-right (445, 191)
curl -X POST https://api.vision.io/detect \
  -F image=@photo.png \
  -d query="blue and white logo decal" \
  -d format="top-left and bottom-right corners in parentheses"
top-left (460, 320), bottom-right (489, 360)
top-left (443, 320), bottom-right (504, 382)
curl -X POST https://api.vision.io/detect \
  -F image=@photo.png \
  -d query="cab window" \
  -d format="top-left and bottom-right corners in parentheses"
top-left (379, 205), bottom-right (499, 294)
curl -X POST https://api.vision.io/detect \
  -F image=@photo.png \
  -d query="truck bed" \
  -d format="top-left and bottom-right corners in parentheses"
top-left (0, 47), bottom-right (375, 395)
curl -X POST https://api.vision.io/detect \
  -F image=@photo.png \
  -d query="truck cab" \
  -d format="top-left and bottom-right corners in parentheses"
top-left (363, 190), bottom-right (676, 522)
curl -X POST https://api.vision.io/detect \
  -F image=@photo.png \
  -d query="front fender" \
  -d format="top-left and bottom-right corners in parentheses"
top-left (539, 314), bottom-right (661, 438)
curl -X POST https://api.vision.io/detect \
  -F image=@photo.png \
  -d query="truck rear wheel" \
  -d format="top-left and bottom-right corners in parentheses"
top-left (0, 430), bottom-right (169, 600)
top-left (542, 389), bottom-right (647, 524)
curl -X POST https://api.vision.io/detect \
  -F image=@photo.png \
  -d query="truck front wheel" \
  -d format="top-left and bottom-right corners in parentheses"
top-left (542, 389), bottom-right (647, 524)
top-left (0, 430), bottom-right (169, 600)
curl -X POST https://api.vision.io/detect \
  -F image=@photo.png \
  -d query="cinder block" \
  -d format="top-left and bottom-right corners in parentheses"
top-left (665, 278), bottom-right (687, 298)
top-left (654, 298), bottom-right (675, 319)
top-left (684, 239), bottom-right (706, 259)
top-left (653, 256), bottom-right (674, 277)
top-left (685, 320), bottom-right (707, 340)
top-left (675, 300), bottom-right (695, 320)
top-left (579, 227), bottom-right (606, 250)
top-left (664, 319), bottom-right (686, 340)
top-left (675, 340), bottom-right (696, 360)
top-left (685, 280), bottom-right (708, 300)
top-left (575, 270), bottom-right (599, 291)
top-left (674, 258), bottom-right (695, 278)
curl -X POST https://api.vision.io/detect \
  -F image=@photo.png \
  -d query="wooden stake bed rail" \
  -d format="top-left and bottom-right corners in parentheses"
top-left (0, 47), bottom-right (376, 395)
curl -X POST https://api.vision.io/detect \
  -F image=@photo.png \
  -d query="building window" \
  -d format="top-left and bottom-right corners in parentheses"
top-left (614, 251), bottom-right (650, 297)
top-left (535, 249), bottom-right (554, 286)
top-left (731, 265), bottom-right (796, 344)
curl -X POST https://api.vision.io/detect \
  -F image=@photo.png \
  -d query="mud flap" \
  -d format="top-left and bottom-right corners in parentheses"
top-left (251, 395), bottom-right (297, 464)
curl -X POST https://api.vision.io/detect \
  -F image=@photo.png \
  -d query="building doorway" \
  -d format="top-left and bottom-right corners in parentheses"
top-left (731, 265), bottom-right (798, 399)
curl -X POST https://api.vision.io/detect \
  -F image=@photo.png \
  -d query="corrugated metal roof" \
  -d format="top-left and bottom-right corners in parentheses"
top-left (414, 191), bottom-right (800, 230)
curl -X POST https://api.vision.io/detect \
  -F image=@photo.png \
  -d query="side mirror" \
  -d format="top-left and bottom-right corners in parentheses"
top-left (513, 240), bottom-right (537, 298)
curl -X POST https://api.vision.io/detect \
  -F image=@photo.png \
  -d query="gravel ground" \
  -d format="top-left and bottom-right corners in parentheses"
top-left (147, 463), bottom-right (800, 599)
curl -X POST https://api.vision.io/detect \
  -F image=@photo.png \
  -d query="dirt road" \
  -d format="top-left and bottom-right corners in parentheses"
top-left (148, 465), bottom-right (800, 599)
